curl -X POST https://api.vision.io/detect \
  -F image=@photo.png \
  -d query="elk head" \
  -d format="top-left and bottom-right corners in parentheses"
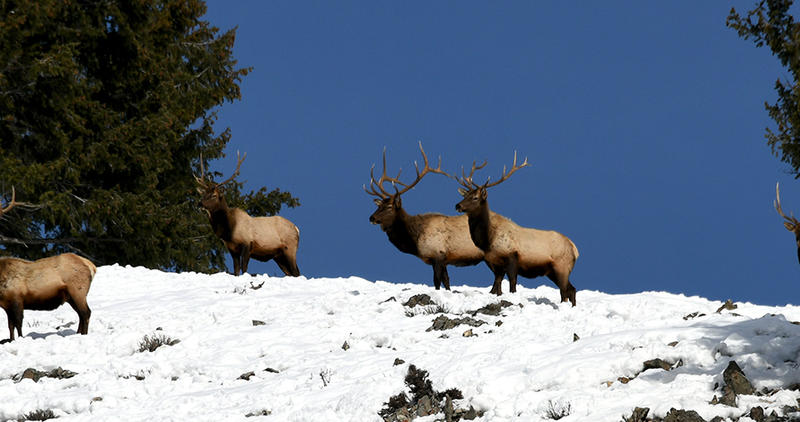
top-left (454, 151), bottom-right (530, 214)
top-left (775, 182), bottom-right (800, 263)
top-left (364, 142), bottom-right (446, 229)
top-left (195, 151), bottom-right (247, 213)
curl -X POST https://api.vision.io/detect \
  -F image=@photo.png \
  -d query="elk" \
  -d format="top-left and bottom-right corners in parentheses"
top-left (365, 143), bottom-right (485, 290)
top-left (775, 182), bottom-right (800, 264)
top-left (451, 154), bottom-right (579, 305)
top-left (195, 152), bottom-right (300, 277)
top-left (0, 189), bottom-right (96, 341)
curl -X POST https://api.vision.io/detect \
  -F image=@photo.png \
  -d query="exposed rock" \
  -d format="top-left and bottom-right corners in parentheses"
top-left (683, 312), bottom-right (706, 320)
top-left (663, 408), bottom-right (706, 422)
top-left (749, 406), bottom-right (765, 422)
top-left (427, 315), bottom-right (486, 332)
top-left (668, 341), bottom-right (679, 347)
top-left (719, 386), bottom-right (737, 407)
top-left (462, 329), bottom-right (474, 337)
top-left (238, 371), bottom-right (255, 381)
top-left (245, 409), bottom-right (272, 417)
top-left (643, 359), bottom-right (673, 372)
top-left (723, 360), bottom-right (755, 395)
top-left (252, 320), bottom-right (265, 326)
top-left (394, 358), bottom-right (405, 366)
top-left (342, 341), bottom-right (350, 351)
top-left (403, 294), bottom-right (435, 308)
top-left (416, 395), bottom-right (435, 417)
top-left (15, 367), bottom-right (77, 383)
top-left (716, 299), bottom-right (738, 313)
top-left (380, 365), bottom-right (474, 422)
top-left (618, 377), bottom-right (631, 384)
top-left (264, 367), bottom-right (279, 373)
top-left (573, 333), bottom-right (580, 342)
top-left (470, 300), bottom-right (514, 316)
top-left (622, 407), bottom-right (650, 422)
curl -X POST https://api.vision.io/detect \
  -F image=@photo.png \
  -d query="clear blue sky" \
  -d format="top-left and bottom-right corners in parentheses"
top-left (202, 1), bottom-right (799, 306)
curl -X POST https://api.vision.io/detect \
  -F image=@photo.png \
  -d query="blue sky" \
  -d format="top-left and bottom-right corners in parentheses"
top-left (202, 1), bottom-right (799, 306)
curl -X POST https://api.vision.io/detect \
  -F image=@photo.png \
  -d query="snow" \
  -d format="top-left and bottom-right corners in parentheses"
top-left (1, 265), bottom-right (800, 421)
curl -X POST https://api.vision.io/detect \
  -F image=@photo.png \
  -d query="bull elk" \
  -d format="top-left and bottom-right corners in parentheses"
top-left (0, 188), bottom-right (96, 341)
top-left (195, 152), bottom-right (301, 277)
top-left (365, 143), bottom-right (485, 290)
top-left (775, 182), bottom-right (800, 264)
top-left (451, 154), bottom-right (579, 305)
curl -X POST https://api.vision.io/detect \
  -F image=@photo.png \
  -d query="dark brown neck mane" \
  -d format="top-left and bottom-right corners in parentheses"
top-left (466, 200), bottom-right (491, 251)
top-left (204, 198), bottom-right (234, 242)
top-left (382, 207), bottom-right (419, 256)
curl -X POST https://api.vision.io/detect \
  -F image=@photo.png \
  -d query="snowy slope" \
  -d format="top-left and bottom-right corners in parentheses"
top-left (1, 265), bottom-right (800, 421)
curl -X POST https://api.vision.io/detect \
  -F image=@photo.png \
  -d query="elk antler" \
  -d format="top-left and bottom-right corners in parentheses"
top-left (0, 187), bottom-right (20, 217)
top-left (484, 151), bottom-right (530, 188)
top-left (775, 182), bottom-right (800, 232)
top-left (454, 160), bottom-right (488, 191)
top-left (455, 151), bottom-right (529, 191)
top-left (218, 151), bottom-right (247, 187)
top-left (364, 142), bottom-right (448, 199)
top-left (194, 153), bottom-right (212, 193)
top-left (194, 151), bottom-right (247, 192)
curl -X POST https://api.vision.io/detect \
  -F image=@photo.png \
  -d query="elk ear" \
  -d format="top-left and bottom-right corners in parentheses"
top-left (479, 188), bottom-right (487, 201)
top-left (785, 221), bottom-right (797, 232)
top-left (457, 187), bottom-right (467, 197)
top-left (373, 198), bottom-right (382, 206)
top-left (393, 195), bottom-right (402, 208)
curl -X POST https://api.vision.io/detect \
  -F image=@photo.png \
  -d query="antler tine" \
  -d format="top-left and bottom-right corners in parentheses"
top-left (364, 164), bottom-right (390, 199)
top-left (392, 142), bottom-right (448, 196)
top-left (1, 186), bottom-right (19, 216)
top-left (218, 151), bottom-right (247, 187)
top-left (484, 150), bottom-right (530, 188)
top-left (364, 148), bottom-right (394, 199)
top-left (194, 152), bottom-right (211, 192)
top-left (365, 143), bottom-right (448, 198)
top-left (457, 160), bottom-right (488, 190)
top-left (0, 186), bottom-right (27, 217)
top-left (775, 182), bottom-right (800, 229)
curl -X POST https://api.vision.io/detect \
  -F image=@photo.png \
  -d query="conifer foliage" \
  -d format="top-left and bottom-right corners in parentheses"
top-left (728, 1), bottom-right (800, 175)
top-left (0, 0), bottom-right (298, 271)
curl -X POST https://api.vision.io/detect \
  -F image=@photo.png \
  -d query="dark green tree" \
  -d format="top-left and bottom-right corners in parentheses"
top-left (728, 0), bottom-right (800, 175)
top-left (0, 0), bottom-right (299, 272)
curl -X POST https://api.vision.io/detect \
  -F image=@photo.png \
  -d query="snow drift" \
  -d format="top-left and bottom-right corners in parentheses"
top-left (1, 265), bottom-right (800, 421)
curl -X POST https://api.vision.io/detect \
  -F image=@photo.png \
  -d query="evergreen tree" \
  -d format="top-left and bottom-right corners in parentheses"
top-left (0, 0), bottom-right (299, 271)
top-left (728, 0), bottom-right (800, 175)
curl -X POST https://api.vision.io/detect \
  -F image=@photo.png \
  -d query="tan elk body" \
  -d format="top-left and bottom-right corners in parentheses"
top-left (196, 153), bottom-right (300, 277)
top-left (0, 253), bottom-right (96, 341)
top-left (0, 190), bottom-right (96, 341)
top-left (366, 144), bottom-right (484, 290)
top-left (453, 155), bottom-right (579, 305)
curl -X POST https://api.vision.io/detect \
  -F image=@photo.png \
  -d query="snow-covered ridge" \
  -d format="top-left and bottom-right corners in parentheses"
top-left (1, 265), bottom-right (800, 421)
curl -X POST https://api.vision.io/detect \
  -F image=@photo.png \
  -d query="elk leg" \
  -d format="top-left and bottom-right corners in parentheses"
top-left (5, 309), bottom-right (14, 341)
top-left (67, 296), bottom-right (91, 335)
top-left (230, 250), bottom-right (241, 276)
top-left (548, 271), bottom-right (577, 307)
top-left (275, 253), bottom-right (300, 277)
top-left (434, 262), bottom-right (451, 291)
top-left (241, 242), bottom-right (253, 275)
top-left (506, 256), bottom-right (519, 294)
top-left (431, 264), bottom-right (442, 290)
top-left (5, 302), bottom-right (23, 341)
top-left (441, 267), bottom-right (451, 291)
top-left (490, 266), bottom-right (504, 295)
